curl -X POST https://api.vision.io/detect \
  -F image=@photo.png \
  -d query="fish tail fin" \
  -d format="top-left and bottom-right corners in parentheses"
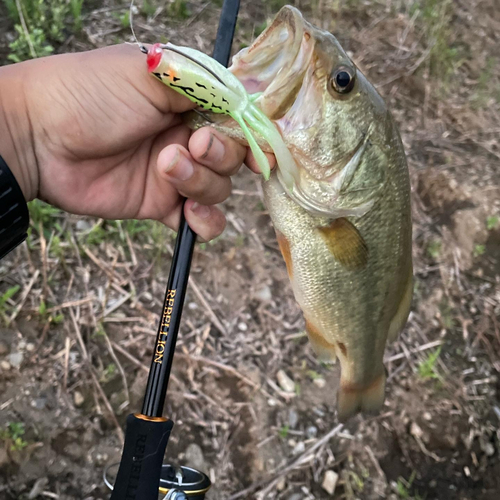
top-left (337, 371), bottom-right (386, 422)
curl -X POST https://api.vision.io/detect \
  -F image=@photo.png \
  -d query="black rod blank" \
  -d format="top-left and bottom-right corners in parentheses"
top-left (109, 2), bottom-right (241, 498)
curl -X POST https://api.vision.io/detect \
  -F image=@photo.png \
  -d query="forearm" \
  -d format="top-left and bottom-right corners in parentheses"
top-left (0, 62), bottom-right (38, 201)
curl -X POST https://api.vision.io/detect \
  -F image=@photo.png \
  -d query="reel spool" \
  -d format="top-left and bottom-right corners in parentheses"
top-left (104, 463), bottom-right (211, 499)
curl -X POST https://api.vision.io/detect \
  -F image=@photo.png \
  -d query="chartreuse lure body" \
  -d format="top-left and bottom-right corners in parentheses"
top-left (146, 43), bottom-right (297, 182)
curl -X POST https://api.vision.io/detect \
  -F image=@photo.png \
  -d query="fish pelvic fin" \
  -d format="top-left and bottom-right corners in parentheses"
top-left (337, 371), bottom-right (386, 422)
top-left (318, 218), bottom-right (368, 270)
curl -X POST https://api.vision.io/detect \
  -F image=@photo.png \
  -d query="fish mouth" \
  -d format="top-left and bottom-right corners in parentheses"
top-left (229, 6), bottom-right (314, 120)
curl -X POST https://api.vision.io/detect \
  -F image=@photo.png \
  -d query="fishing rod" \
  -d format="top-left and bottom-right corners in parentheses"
top-left (107, 0), bottom-right (240, 498)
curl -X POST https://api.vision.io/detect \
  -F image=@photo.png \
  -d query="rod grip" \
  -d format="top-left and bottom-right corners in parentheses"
top-left (110, 414), bottom-right (173, 500)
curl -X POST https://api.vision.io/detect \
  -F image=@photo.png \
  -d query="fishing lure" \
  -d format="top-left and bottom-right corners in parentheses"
top-left (146, 42), bottom-right (299, 186)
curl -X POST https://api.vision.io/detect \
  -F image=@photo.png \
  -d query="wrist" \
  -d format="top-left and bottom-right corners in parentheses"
top-left (0, 63), bottom-right (38, 202)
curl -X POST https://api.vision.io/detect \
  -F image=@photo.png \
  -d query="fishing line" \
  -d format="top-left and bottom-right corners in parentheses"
top-left (128, 0), bottom-right (148, 53)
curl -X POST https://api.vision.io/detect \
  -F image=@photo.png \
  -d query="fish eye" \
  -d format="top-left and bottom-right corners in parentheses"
top-left (330, 66), bottom-right (356, 94)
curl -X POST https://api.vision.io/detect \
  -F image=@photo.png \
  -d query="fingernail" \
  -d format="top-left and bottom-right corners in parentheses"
top-left (201, 133), bottom-right (225, 162)
top-left (165, 150), bottom-right (194, 181)
top-left (191, 202), bottom-right (211, 219)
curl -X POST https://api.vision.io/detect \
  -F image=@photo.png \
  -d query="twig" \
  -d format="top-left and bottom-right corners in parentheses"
top-left (385, 339), bottom-right (444, 363)
top-left (63, 336), bottom-right (70, 391)
top-left (15, 0), bottom-right (37, 59)
top-left (69, 308), bottom-right (124, 444)
top-left (229, 424), bottom-right (344, 500)
top-left (187, 277), bottom-right (227, 336)
top-left (111, 341), bottom-right (182, 388)
top-left (101, 327), bottom-right (130, 409)
top-left (8, 269), bottom-right (40, 324)
top-left (175, 352), bottom-right (277, 402)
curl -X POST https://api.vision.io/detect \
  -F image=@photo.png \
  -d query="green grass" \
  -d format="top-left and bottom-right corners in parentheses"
top-left (306, 369), bottom-right (321, 381)
top-left (69, 0), bottom-right (84, 31)
top-left (0, 285), bottom-right (20, 321)
top-left (3, 0), bottom-right (84, 62)
top-left (278, 424), bottom-right (290, 439)
top-left (486, 215), bottom-right (499, 231)
top-left (426, 239), bottom-right (441, 259)
top-left (396, 471), bottom-right (424, 499)
top-left (411, 0), bottom-right (461, 81)
top-left (118, 10), bottom-right (131, 29)
top-left (0, 422), bottom-right (28, 451)
top-left (417, 347), bottom-right (442, 380)
top-left (168, 0), bottom-right (190, 20)
top-left (473, 244), bottom-right (486, 257)
top-left (141, 0), bottom-right (156, 18)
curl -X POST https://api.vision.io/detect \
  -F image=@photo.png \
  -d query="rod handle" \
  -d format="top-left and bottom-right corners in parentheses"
top-left (110, 414), bottom-right (173, 500)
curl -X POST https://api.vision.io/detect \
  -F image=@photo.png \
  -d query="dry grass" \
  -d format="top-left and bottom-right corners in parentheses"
top-left (0, 0), bottom-right (499, 499)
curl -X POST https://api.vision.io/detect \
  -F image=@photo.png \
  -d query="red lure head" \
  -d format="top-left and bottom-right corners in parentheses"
top-left (147, 43), bottom-right (163, 72)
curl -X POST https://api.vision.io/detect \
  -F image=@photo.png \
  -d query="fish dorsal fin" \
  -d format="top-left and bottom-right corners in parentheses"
top-left (318, 218), bottom-right (368, 269)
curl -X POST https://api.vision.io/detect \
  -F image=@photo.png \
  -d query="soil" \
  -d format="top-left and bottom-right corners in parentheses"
top-left (1, 1), bottom-right (500, 499)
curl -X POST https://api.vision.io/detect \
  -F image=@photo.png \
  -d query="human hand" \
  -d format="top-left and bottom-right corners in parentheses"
top-left (0, 44), bottom-right (274, 241)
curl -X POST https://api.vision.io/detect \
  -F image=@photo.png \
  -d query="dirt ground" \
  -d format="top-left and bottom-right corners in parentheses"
top-left (1, 0), bottom-right (500, 499)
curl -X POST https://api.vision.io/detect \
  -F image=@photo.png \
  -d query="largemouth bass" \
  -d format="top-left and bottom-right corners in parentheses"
top-left (186, 5), bottom-right (413, 421)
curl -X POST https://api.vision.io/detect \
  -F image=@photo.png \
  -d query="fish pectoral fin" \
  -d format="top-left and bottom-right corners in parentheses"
top-left (337, 371), bottom-right (386, 422)
top-left (318, 218), bottom-right (368, 270)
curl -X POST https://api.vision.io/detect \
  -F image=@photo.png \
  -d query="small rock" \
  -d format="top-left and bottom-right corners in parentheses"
top-left (313, 377), bottom-right (326, 388)
top-left (277, 370), bottom-right (296, 393)
top-left (95, 453), bottom-right (109, 466)
top-left (479, 435), bottom-right (495, 457)
top-left (288, 409), bottom-right (299, 428)
top-left (292, 441), bottom-right (305, 455)
top-left (254, 284), bottom-right (272, 302)
top-left (188, 302), bottom-right (198, 310)
top-left (423, 412), bottom-right (432, 421)
top-left (18, 340), bottom-right (26, 351)
top-left (7, 351), bottom-right (23, 369)
top-left (410, 422), bottom-right (424, 440)
top-left (31, 398), bottom-right (47, 410)
top-left (185, 443), bottom-right (206, 472)
top-left (74, 391), bottom-right (85, 407)
top-left (238, 322), bottom-right (248, 332)
top-left (306, 426), bottom-right (318, 438)
top-left (288, 439), bottom-right (297, 448)
top-left (1, 360), bottom-right (11, 371)
top-left (0, 341), bottom-right (9, 356)
top-left (26, 343), bottom-right (35, 353)
top-left (267, 398), bottom-right (277, 407)
top-left (276, 477), bottom-right (286, 491)
top-left (322, 470), bottom-right (339, 496)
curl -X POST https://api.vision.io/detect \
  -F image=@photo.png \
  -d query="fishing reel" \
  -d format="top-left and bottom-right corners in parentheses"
top-left (104, 463), bottom-right (211, 499)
